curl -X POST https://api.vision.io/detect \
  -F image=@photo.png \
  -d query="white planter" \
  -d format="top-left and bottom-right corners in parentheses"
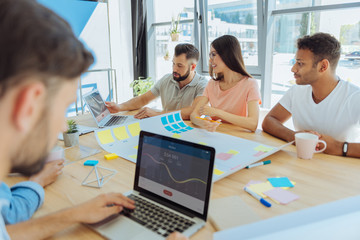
top-left (63, 132), bottom-right (79, 147)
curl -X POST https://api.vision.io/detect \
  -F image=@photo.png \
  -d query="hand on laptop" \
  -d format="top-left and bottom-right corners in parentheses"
top-left (167, 232), bottom-right (189, 240)
top-left (105, 101), bottom-right (122, 113)
top-left (72, 193), bottom-right (135, 224)
top-left (134, 107), bottom-right (160, 119)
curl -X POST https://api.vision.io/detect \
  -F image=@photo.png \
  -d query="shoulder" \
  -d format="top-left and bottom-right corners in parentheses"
top-left (194, 73), bottom-right (209, 87)
top-left (158, 73), bottom-right (173, 83)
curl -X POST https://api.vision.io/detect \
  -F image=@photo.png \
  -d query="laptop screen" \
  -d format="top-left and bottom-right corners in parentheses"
top-left (135, 131), bottom-right (215, 219)
top-left (83, 90), bottom-right (110, 123)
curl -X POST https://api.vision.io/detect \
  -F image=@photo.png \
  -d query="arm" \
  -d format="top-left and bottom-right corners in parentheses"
top-left (190, 96), bottom-right (220, 132)
top-left (319, 134), bottom-right (360, 158)
top-left (199, 100), bottom-right (259, 132)
top-left (262, 103), bottom-right (295, 142)
top-left (6, 193), bottom-right (135, 240)
top-left (105, 91), bottom-right (157, 113)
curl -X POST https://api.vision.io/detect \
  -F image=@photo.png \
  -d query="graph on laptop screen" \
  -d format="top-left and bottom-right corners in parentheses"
top-left (138, 135), bottom-right (211, 214)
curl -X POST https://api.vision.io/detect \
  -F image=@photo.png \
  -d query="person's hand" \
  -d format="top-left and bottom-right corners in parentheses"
top-left (166, 232), bottom-right (189, 240)
top-left (72, 193), bottom-right (135, 224)
top-left (198, 118), bottom-right (221, 132)
top-left (105, 101), bottom-right (122, 113)
top-left (134, 107), bottom-right (160, 119)
top-left (199, 105), bottom-right (218, 117)
top-left (319, 134), bottom-right (342, 156)
top-left (29, 159), bottom-right (64, 187)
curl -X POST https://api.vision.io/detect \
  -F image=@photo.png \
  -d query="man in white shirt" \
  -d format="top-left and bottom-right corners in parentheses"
top-left (0, 1), bottom-right (187, 239)
top-left (262, 33), bottom-right (360, 158)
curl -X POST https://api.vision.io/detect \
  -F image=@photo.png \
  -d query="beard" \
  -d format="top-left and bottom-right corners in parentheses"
top-left (10, 109), bottom-right (52, 177)
top-left (173, 67), bottom-right (191, 82)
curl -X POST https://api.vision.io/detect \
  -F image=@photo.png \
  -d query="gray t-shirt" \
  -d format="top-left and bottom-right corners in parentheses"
top-left (150, 72), bottom-right (208, 111)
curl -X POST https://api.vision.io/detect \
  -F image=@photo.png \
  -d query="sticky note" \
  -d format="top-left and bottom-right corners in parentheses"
top-left (227, 150), bottom-right (239, 155)
top-left (97, 130), bottom-right (115, 144)
top-left (185, 126), bottom-right (193, 130)
top-left (128, 122), bottom-right (141, 137)
top-left (282, 181), bottom-right (296, 190)
top-left (129, 154), bottom-right (137, 160)
top-left (216, 153), bottom-right (234, 161)
top-left (268, 177), bottom-right (294, 188)
top-left (104, 153), bottom-right (118, 160)
top-left (161, 116), bottom-right (168, 125)
top-left (172, 133), bottom-right (181, 139)
top-left (198, 142), bottom-right (207, 145)
top-left (133, 145), bottom-right (138, 149)
top-left (168, 115), bottom-right (175, 123)
top-left (172, 131), bottom-right (181, 134)
top-left (254, 145), bottom-right (273, 152)
top-left (171, 124), bottom-right (180, 129)
top-left (179, 129), bottom-right (187, 132)
top-left (113, 126), bottom-right (129, 140)
top-left (178, 122), bottom-right (187, 128)
top-left (253, 151), bottom-right (265, 157)
top-left (263, 188), bottom-right (299, 205)
top-left (245, 180), bottom-right (263, 188)
top-left (174, 112), bottom-right (181, 122)
top-left (165, 126), bottom-right (174, 131)
top-left (214, 168), bottom-right (224, 175)
top-left (247, 182), bottom-right (274, 198)
top-left (84, 160), bottom-right (99, 166)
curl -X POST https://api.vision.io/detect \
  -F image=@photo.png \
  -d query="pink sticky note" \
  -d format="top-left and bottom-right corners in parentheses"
top-left (245, 180), bottom-right (263, 188)
top-left (263, 188), bottom-right (299, 205)
top-left (253, 151), bottom-right (265, 157)
top-left (216, 152), bottom-right (234, 161)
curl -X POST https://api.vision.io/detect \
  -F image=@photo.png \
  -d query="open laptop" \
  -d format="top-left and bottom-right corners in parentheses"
top-left (89, 131), bottom-right (215, 239)
top-left (83, 89), bottom-right (133, 128)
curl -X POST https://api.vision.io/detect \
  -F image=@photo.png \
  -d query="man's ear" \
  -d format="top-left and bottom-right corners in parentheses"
top-left (191, 63), bottom-right (197, 71)
top-left (318, 59), bottom-right (329, 73)
top-left (12, 82), bottom-right (46, 133)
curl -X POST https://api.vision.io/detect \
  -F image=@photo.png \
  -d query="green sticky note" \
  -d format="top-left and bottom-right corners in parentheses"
top-left (128, 122), bottom-right (141, 137)
top-left (227, 149), bottom-right (239, 155)
top-left (113, 126), bottom-right (129, 140)
top-left (172, 133), bottom-right (181, 139)
top-left (97, 129), bottom-right (115, 145)
top-left (254, 145), bottom-right (273, 152)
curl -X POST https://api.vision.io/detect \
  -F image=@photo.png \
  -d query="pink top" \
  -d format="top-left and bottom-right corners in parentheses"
top-left (203, 77), bottom-right (261, 118)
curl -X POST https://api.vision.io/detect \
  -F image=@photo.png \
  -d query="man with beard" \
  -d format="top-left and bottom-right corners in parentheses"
top-left (262, 33), bottom-right (360, 158)
top-left (105, 44), bottom-right (208, 119)
top-left (0, 1), bottom-right (187, 239)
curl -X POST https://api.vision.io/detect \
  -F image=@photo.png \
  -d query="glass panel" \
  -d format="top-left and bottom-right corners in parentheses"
top-left (207, 0), bottom-right (258, 66)
top-left (271, 8), bottom-right (360, 107)
top-left (153, 0), bottom-right (194, 22)
top-left (275, 0), bottom-right (360, 10)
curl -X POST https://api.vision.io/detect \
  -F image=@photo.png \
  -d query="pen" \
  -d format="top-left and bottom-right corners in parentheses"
top-left (195, 116), bottom-right (222, 124)
top-left (246, 160), bottom-right (271, 169)
top-left (244, 187), bottom-right (271, 207)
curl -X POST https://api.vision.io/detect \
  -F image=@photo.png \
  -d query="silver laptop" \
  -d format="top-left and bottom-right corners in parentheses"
top-left (83, 89), bottom-right (133, 127)
top-left (89, 131), bottom-right (215, 240)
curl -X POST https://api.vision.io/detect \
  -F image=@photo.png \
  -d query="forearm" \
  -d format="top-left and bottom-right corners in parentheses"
top-left (7, 207), bottom-right (78, 240)
top-left (190, 111), bottom-right (206, 128)
top-left (216, 110), bottom-right (258, 132)
top-left (262, 116), bottom-right (295, 142)
top-left (347, 143), bottom-right (360, 158)
top-left (119, 96), bottom-right (148, 111)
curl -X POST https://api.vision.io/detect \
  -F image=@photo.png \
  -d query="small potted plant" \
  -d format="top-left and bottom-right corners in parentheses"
top-left (63, 120), bottom-right (79, 147)
top-left (170, 14), bottom-right (181, 41)
top-left (163, 50), bottom-right (170, 61)
top-left (130, 76), bottom-right (154, 97)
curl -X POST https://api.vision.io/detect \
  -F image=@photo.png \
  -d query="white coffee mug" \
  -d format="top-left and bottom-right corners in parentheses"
top-left (295, 132), bottom-right (327, 159)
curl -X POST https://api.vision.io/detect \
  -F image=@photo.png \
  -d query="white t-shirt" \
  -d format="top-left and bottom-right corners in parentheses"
top-left (279, 80), bottom-right (360, 142)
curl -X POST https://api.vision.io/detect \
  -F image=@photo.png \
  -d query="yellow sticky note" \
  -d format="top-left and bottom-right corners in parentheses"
top-left (198, 142), bottom-right (207, 145)
top-left (97, 129), bottom-right (115, 145)
top-left (227, 150), bottom-right (239, 155)
top-left (133, 145), bottom-right (138, 149)
top-left (129, 154), bottom-right (137, 160)
top-left (104, 153), bottom-right (118, 160)
top-left (172, 133), bottom-right (181, 139)
top-left (113, 126), bottom-right (129, 140)
top-left (254, 145), bottom-right (273, 152)
top-left (128, 122), bottom-right (141, 137)
top-left (247, 182), bottom-right (274, 198)
top-left (214, 168), bottom-right (224, 175)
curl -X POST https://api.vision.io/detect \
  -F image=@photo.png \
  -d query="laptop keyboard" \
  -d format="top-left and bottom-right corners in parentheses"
top-left (104, 115), bottom-right (127, 126)
top-left (123, 194), bottom-right (196, 238)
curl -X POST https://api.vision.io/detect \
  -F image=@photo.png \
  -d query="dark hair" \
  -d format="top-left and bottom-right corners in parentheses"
top-left (297, 32), bottom-right (341, 70)
top-left (209, 35), bottom-right (252, 81)
top-left (174, 43), bottom-right (199, 62)
top-left (0, 0), bottom-right (94, 99)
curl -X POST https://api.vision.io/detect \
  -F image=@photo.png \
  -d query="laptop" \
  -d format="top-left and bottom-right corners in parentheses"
top-left (89, 131), bottom-right (216, 240)
top-left (83, 89), bottom-right (133, 128)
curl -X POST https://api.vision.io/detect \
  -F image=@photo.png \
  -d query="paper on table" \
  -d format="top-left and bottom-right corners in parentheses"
top-left (128, 122), bottom-right (141, 137)
top-left (254, 145), bottom-right (274, 152)
top-left (263, 188), bottom-right (299, 204)
top-left (216, 152), bottom-right (234, 161)
top-left (113, 126), bottom-right (129, 140)
top-left (247, 182), bottom-right (274, 198)
top-left (97, 129), bottom-right (115, 145)
top-left (268, 177), bottom-right (294, 188)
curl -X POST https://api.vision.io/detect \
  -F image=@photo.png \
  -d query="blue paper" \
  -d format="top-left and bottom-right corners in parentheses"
top-left (165, 126), bottom-right (173, 131)
top-left (168, 115), bottom-right (175, 123)
top-left (84, 160), bottom-right (99, 166)
top-left (161, 116), bottom-right (168, 125)
top-left (178, 122), bottom-right (187, 128)
top-left (185, 126), bottom-right (193, 130)
top-left (174, 112), bottom-right (181, 122)
top-left (171, 124), bottom-right (181, 129)
top-left (268, 177), bottom-right (294, 188)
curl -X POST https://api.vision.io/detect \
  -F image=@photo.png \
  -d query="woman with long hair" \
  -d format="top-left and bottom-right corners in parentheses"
top-left (190, 35), bottom-right (261, 132)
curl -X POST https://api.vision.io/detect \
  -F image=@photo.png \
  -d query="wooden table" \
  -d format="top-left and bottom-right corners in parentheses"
top-left (4, 114), bottom-right (360, 239)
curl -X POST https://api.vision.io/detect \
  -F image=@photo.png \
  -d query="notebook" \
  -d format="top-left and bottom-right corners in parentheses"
top-left (89, 130), bottom-right (216, 240)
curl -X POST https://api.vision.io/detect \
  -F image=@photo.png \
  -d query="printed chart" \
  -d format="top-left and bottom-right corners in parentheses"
top-left (94, 111), bottom-right (283, 182)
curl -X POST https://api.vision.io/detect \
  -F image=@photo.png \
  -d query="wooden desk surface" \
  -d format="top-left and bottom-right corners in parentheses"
top-left (4, 114), bottom-right (360, 239)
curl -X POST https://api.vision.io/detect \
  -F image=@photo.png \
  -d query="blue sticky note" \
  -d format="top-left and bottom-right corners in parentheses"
top-left (168, 115), bottom-right (175, 123)
top-left (84, 160), bottom-right (99, 166)
top-left (161, 116), bottom-right (168, 125)
top-left (185, 126), bottom-right (193, 130)
top-left (178, 122), bottom-right (187, 128)
top-left (268, 177), bottom-right (294, 188)
top-left (179, 129), bottom-right (187, 132)
top-left (165, 126), bottom-right (174, 131)
top-left (174, 112), bottom-right (181, 122)
top-left (172, 131), bottom-right (181, 134)
top-left (171, 124), bottom-right (181, 129)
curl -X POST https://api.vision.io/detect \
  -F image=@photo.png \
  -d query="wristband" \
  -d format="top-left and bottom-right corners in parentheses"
top-left (342, 142), bottom-right (348, 157)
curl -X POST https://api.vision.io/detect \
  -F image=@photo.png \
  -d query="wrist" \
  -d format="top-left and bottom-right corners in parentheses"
top-left (342, 141), bottom-right (349, 157)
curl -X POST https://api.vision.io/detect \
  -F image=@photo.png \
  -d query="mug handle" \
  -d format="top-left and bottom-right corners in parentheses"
top-left (315, 140), bottom-right (327, 153)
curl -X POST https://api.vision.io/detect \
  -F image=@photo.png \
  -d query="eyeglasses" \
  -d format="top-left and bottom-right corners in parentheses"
top-left (209, 51), bottom-right (217, 60)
